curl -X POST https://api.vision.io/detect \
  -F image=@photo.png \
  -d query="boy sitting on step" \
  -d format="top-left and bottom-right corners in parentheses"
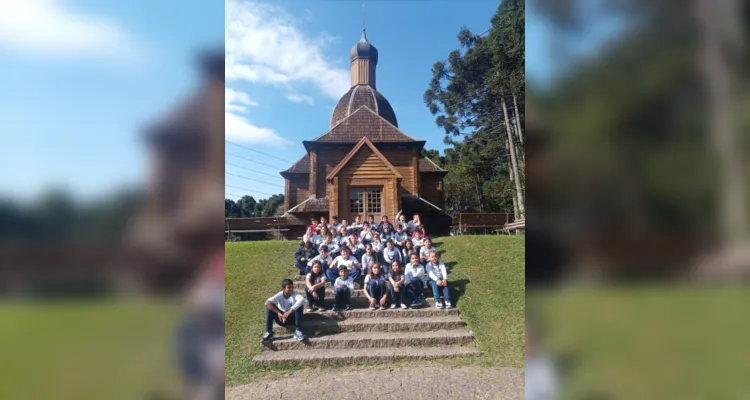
top-left (328, 247), bottom-right (361, 283)
top-left (332, 266), bottom-right (355, 312)
top-left (294, 241), bottom-right (318, 274)
top-left (319, 233), bottom-right (340, 258)
top-left (387, 260), bottom-right (407, 309)
top-left (404, 252), bottom-right (426, 308)
top-left (261, 279), bottom-right (307, 343)
top-left (382, 239), bottom-right (401, 273)
top-left (363, 263), bottom-right (388, 310)
top-left (426, 250), bottom-right (453, 309)
top-left (393, 224), bottom-right (409, 252)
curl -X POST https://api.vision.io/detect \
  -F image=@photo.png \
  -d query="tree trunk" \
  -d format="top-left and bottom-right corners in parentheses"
top-left (475, 173), bottom-right (484, 212)
top-left (512, 91), bottom-right (524, 146)
top-left (695, 0), bottom-right (747, 244)
top-left (507, 139), bottom-right (520, 220)
top-left (501, 90), bottom-right (525, 218)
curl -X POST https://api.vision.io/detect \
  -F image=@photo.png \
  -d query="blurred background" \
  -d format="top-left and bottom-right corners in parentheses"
top-left (0, 1), bottom-right (223, 399)
top-left (526, 0), bottom-right (750, 398)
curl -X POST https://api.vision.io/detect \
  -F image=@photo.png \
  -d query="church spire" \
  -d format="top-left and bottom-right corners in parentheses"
top-left (349, 9), bottom-right (378, 89)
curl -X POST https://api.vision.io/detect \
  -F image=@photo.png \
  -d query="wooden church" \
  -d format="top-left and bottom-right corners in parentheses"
top-left (280, 28), bottom-right (451, 236)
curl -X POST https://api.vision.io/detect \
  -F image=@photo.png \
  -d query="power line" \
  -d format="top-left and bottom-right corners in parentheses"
top-left (226, 172), bottom-right (285, 188)
top-left (225, 192), bottom-right (244, 198)
top-left (226, 140), bottom-right (294, 164)
top-left (225, 184), bottom-right (280, 197)
top-left (226, 152), bottom-right (285, 170)
top-left (226, 163), bottom-right (283, 180)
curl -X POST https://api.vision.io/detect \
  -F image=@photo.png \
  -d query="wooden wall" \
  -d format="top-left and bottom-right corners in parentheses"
top-left (381, 147), bottom-right (417, 195)
top-left (316, 146), bottom-right (352, 195)
top-left (420, 174), bottom-right (444, 209)
top-left (288, 175), bottom-right (310, 207)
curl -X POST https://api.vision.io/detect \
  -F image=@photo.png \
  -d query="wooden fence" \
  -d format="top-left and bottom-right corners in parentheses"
top-left (450, 213), bottom-right (524, 235)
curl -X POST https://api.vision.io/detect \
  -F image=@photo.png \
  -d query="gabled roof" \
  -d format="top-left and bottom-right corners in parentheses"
top-left (288, 197), bottom-right (329, 213)
top-left (326, 137), bottom-right (403, 180)
top-left (280, 153), bottom-right (310, 176)
top-left (310, 106), bottom-right (423, 145)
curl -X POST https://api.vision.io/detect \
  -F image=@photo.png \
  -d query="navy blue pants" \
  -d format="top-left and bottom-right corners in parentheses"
top-left (406, 277), bottom-right (425, 305)
top-left (304, 286), bottom-right (326, 308)
top-left (265, 307), bottom-right (303, 332)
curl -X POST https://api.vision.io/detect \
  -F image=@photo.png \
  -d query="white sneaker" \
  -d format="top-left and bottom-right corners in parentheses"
top-left (400, 304), bottom-right (407, 309)
top-left (389, 304), bottom-right (396, 309)
top-left (436, 302), bottom-right (444, 309)
top-left (445, 303), bottom-right (453, 309)
top-left (368, 304), bottom-right (376, 310)
top-left (305, 307), bottom-right (314, 312)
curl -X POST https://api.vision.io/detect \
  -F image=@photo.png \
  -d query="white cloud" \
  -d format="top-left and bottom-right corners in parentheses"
top-left (0, 0), bottom-right (142, 61)
top-left (226, 112), bottom-right (290, 147)
top-left (226, 87), bottom-right (258, 113)
top-left (285, 92), bottom-right (314, 105)
top-left (225, 0), bottom-right (350, 101)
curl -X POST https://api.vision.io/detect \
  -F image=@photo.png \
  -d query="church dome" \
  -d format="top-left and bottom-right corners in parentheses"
top-left (330, 84), bottom-right (398, 128)
top-left (350, 29), bottom-right (378, 63)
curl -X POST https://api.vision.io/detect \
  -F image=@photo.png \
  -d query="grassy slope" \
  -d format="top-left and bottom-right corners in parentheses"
top-left (225, 235), bottom-right (525, 386)
top-left (0, 300), bottom-right (182, 400)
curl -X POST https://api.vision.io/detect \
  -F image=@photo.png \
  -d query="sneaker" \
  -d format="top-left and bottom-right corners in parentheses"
top-left (261, 331), bottom-right (274, 343)
top-left (368, 304), bottom-right (376, 310)
top-left (436, 302), bottom-right (444, 309)
top-left (293, 329), bottom-right (307, 341)
top-left (345, 304), bottom-right (352, 311)
top-left (306, 307), bottom-right (314, 312)
top-left (318, 307), bottom-right (327, 312)
top-left (331, 305), bottom-right (339, 312)
top-left (389, 304), bottom-right (396, 309)
top-left (411, 302), bottom-right (421, 308)
top-left (400, 304), bottom-right (407, 309)
top-left (445, 303), bottom-right (453, 309)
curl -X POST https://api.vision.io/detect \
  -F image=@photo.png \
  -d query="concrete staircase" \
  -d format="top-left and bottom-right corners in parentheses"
top-left (252, 275), bottom-right (481, 366)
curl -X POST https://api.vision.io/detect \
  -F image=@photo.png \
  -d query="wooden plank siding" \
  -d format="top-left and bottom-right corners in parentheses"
top-left (420, 174), bottom-right (443, 209)
top-left (288, 175), bottom-right (310, 208)
top-left (316, 146), bottom-right (352, 195)
top-left (381, 146), bottom-right (417, 195)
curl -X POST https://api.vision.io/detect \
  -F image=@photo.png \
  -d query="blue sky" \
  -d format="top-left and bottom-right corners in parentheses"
top-left (224, 0), bottom-right (503, 202)
top-left (0, 0), bottom-right (222, 201)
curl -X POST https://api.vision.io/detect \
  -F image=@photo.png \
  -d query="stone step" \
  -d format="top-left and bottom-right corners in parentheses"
top-left (302, 304), bottom-right (458, 320)
top-left (294, 286), bottom-right (437, 299)
top-left (293, 281), bottom-right (362, 290)
top-left (252, 345), bottom-right (482, 366)
top-left (272, 315), bottom-right (465, 334)
top-left (263, 329), bottom-right (475, 351)
top-left (312, 297), bottom-right (437, 308)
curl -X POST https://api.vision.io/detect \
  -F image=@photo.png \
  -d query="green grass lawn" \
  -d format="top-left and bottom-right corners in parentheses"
top-left (530, 285), bottom-right (750, 399)
top-left (225, 235), bottom-right (525, 386)
top-left (0, 299), bottom-right (183, 400)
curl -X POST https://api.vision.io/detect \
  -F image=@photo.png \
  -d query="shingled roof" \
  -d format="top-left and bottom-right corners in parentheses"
top-left (281, 153), bottom-right (310, 175)
top-left (288, 197), bottom-right (330, 213)
top-left (310, 106), bottom-right (423, 144)
top-left (419, 157), bottom-right (448, 174)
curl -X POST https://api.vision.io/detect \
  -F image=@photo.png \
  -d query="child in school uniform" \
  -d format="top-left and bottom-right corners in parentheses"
top-left (319, 226), bottom-right (331, 242)
top-left (367, 214), bottom-right (376, 228)
top-left (380, 223), bottom-right (394, 243)
top-left (306, 245), bottom-right (332, 275)
top-left (418, 237), bottom-right (436, 265)
top-left (317, 216), bottom-right (329, 232)
top-left (347, 232), bottom-right (365, 260)
top-left (304, 260), bottom-right (327, 312)
top-left (332, 266), bottom-right (355, 312)
top-left (370, 232), bottom-right (384, 260)
top-left (337, 226), bottom-right (349, 247)
top-left (294, 241), bottom-right (318, 274)
top-left (382, 239), bottom-right (401, 273)
top-left (340, 219), bottom-right (350, 234)
top-left (412, 230), bottom-right (425, 256)
top-left (328, 247), bottom-right (361, 283)
top-left (309, 229), bottom-right (325, 247)
top-left (261, 279), bottom-right (307, 343)
top-left (387, 261), bottom-right (407, 309)
top-left (309, 217), bottom-right (319, 234)
top-left (402, 240), bottom-right (416, 262)
top-left (350, 215), bottom-right (363, 232)
top-left (393, 224), bottom-right (408, 251)
top-left (377, 215), bottom-right (394, 234)
top-left (360, 242), bottom-right (377, 276)
top-left (406, 213), bottom-right (421, 235)
top-left (360, 222), bottom-right (374, 243)
top-left (319, 233), bottom-right (340, 258)
top-left (302, 226), bottom-right (314, 244)
top-left (426, 250), bottom-right (452, 309)
top-left (330, 215), bottom-right (341, 233)
top-left (363, 263), bottom-right (388, 310)
top-left (404, 252), bottom-right (426, 308)
top-left (396, 213), bottom-right (408, 232)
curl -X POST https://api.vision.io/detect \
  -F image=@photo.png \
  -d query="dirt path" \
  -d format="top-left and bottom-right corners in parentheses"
top-left (225, 362), bottom-right (524, 400)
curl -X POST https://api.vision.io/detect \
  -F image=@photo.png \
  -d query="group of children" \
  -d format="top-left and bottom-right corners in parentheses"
top-left (262, 213), bottom-right (453, 343)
